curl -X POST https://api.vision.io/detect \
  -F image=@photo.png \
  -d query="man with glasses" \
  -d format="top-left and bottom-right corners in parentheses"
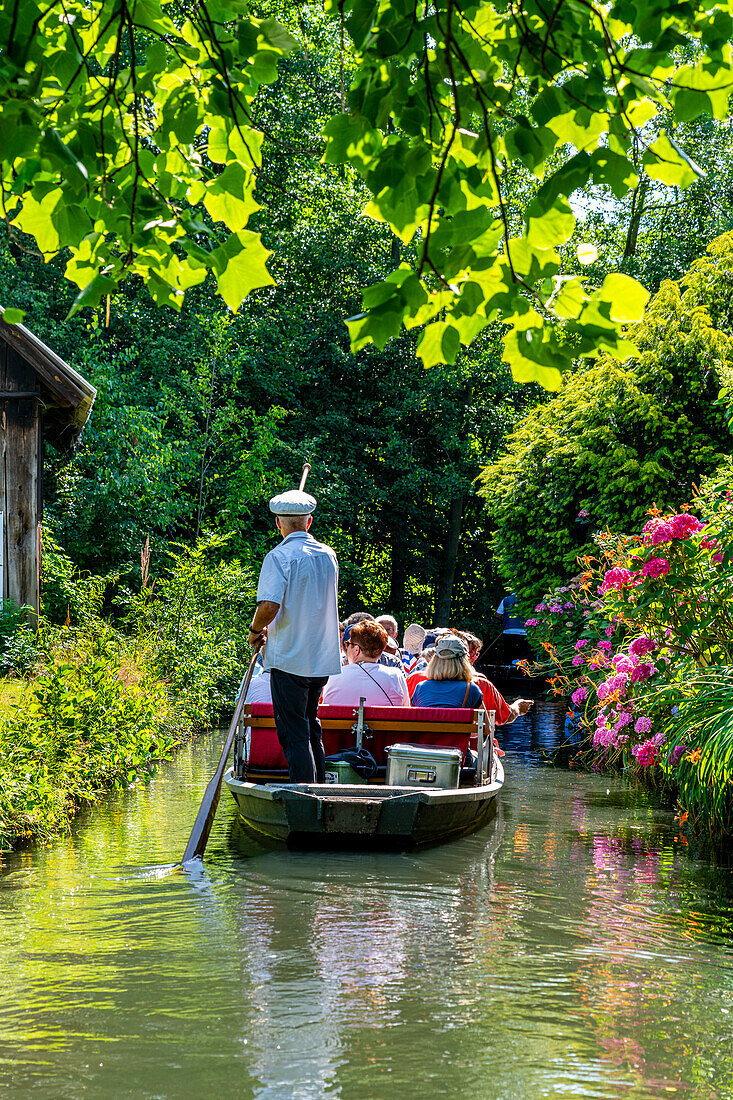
top-left (247, 487), bottom-right (341, 783)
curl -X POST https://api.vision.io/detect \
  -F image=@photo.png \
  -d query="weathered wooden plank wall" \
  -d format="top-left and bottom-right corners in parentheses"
top-left (0, 342), bottom-right (40, 612)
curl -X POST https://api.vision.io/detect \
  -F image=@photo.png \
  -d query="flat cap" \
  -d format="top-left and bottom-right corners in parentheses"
top-left (434, 633), bottom-right (468, 659)
top-left (269, 489), bottom-right (316, 516)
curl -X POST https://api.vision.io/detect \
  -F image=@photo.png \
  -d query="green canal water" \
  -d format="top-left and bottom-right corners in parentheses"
top-left (1, 704), bottom-right (732, 1099)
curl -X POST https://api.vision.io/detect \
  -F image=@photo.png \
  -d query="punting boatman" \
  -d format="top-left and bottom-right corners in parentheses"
top-left (247, 487), bottom-right (342, 783)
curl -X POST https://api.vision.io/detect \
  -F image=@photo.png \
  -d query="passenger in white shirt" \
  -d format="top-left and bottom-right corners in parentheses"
top-left (244, 667), bottom-right (272, 706)
top-left (322, 621), bottom-right (411, 707)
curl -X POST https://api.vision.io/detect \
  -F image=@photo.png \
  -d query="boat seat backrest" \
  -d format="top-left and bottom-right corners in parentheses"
top-left (244, 702), bottom-right (481, 770)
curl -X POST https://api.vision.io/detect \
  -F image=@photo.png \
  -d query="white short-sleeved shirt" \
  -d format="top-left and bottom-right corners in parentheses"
top-left (321, 661), bottom-right (410, 707)
top-left (257, 531), bottom-right (342, 678)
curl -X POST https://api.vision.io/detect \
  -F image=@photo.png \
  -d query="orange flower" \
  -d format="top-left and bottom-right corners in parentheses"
top-left (685, 749), bottom-right (702, 764)
top-left (674, 810), bottom-right (689, 825)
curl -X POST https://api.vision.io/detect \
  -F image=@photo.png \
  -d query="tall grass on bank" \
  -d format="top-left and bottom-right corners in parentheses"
top-left (661, 669), bottom-right (733, 839)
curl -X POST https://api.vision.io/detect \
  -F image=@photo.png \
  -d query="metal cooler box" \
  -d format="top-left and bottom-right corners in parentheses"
top-left (386, 743), bottom-right (462, 788)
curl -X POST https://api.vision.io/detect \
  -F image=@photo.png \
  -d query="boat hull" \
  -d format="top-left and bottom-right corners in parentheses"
top-left (224, 760), bottom-right (503, 850)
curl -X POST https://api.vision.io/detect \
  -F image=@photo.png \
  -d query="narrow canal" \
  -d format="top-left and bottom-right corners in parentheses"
top-left (1, 702), bottom-right (732, 1099)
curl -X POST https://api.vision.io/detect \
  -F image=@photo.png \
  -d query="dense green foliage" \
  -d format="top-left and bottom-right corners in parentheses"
top-left (3, 0), bottom-right (733, 385)
top-left (483, 234), bottom-right (733, 607)
top-left (0, 4), bottom-right (538, 629)
top-left (0, 636), bottom-right (172, 847)
top-left (0, 533), bottom-right (255, 848)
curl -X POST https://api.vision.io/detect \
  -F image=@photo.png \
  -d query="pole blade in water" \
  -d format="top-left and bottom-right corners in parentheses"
top-left (181, 649), bottom-right (259, 866)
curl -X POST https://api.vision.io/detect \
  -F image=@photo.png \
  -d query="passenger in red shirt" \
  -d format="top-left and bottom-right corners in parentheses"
top-left (460, 630), bottom-right (533, 726)
top-left (406, 668), bottom-right (428, 698)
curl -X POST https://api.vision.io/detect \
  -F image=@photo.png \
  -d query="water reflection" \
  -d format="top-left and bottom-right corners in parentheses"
top-left (0, 708), bottom-right (732, 1099)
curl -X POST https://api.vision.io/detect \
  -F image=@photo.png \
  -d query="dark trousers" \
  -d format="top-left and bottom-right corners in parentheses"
top-left (270, 668), bottom-right (328, 783)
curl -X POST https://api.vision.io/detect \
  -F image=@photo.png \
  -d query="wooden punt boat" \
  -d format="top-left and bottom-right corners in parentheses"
top-left (224, 701), bottom-right (504, 850)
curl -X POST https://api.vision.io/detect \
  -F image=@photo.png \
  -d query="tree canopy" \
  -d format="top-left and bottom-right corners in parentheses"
top-left (483, 232), bottom-right (733, 607)
top-left (2, 0), bottom-right (733, 388)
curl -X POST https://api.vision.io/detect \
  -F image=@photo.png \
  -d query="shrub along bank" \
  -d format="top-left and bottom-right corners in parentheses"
top-left (527, 468), bottom-right (733, 843)
top-left (0, 534), bottom-right (254, 851)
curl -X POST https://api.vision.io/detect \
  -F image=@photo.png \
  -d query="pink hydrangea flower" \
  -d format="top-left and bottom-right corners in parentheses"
top-left (642, 557), bottom-right (670, 579)
top-left (571, 687), bottom-right (588, 705)
top-left (598, 640), bottom-right (612, 652)
top-left (525, 618), bottom-right (539, 627)
top-left (599, 567), bottom-right (637, 595)
top-left (629, 636), bottom-right (656, 658)
top-left (605, 625), bottom-right (616, 637)
top-left (632, 738), bottom-right (659, 767)
top-left (564, 602), bottom-right (574, 610)
top-left (612, 655), bottom-right (635, 675)
top-left (535, 603), bottom-right (547, 612)
top-left (609, 673), bottom-right (628, 694)
top-left (614, 711), bottom-right (633, 730)
top-left (642, 518), bottom-right (674, 545)
top-left (575, 639), bottom-right (589, 650)
top-left (669, 513), bottom-right (704, 539)
top-left (549, 604), bottom-right (563, 613)
top-left (701, 538), bottom-right (719, 550)
top-left (594, 725), bottom-right (617, 749)
top-left (571, 654), bottom-right (585, 666)
top-left (631, 662), bottom-right (656, 683)
top-left (634, 716), bottom-right (652, 735)
top-left (597, 682), bottom-right (611, 702)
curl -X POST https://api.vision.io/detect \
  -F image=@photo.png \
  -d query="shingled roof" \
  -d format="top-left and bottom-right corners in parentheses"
top-left (0, 316), bottom-right (96, 448)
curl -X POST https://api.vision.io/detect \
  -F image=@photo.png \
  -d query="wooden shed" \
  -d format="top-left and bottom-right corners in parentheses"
top-left (0, 317), bottom-right (96, 614)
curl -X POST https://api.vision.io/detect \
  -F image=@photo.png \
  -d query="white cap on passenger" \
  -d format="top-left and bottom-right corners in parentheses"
top-left (269, 489), bottom-right (316, 516)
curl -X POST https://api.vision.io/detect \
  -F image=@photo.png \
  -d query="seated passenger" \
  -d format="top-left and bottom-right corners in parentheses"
top-left (401, 622), bottom-right (425, 673)
top-left (321, 621), bottom-right (411, 707)
top-left (244, 663), bottom-right (272, 706)
top-left (411, 634), bottom-right (484, 709)
top-left (457, 629), bottom-right (534, 726)
top-left (406, 647), bottom-right (433, 697)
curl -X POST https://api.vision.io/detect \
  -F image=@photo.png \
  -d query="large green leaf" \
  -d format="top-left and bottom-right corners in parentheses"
top-left (600, 274), bottom-right (650, 323)
top-left (211, 231), bottom-right (274, 312)
top-left (644, 132), bottom-right (706, 187)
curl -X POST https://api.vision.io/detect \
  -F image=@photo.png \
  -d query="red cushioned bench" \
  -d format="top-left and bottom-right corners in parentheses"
top-left (241, 702), bottom-right (491, 780)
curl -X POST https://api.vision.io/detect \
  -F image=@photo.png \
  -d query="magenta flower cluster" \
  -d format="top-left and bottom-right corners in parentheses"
top-left (630, 662), bottom-right (656, 683)
top-left (632, 738), bottom-right (660, 767)
top-left (642, 557), bottom-right (670, 579)
top-left (599, 567), bottom-right (636, 595)
top-left (628, 635), bottom-right (656, 658)
top-left (642, 513), bottom-right (705, 546)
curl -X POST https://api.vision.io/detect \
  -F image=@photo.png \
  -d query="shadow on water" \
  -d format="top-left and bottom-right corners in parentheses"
top-left (0, 705), bottom-right (732, 1100)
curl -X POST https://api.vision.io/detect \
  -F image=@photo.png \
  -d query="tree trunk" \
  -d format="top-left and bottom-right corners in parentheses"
top-left (434, 493), bottom-right (465, 626)
top-left (622, 178), bottom-right (648, 265)
top-left (388, 526), bottom-right (408, 624)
